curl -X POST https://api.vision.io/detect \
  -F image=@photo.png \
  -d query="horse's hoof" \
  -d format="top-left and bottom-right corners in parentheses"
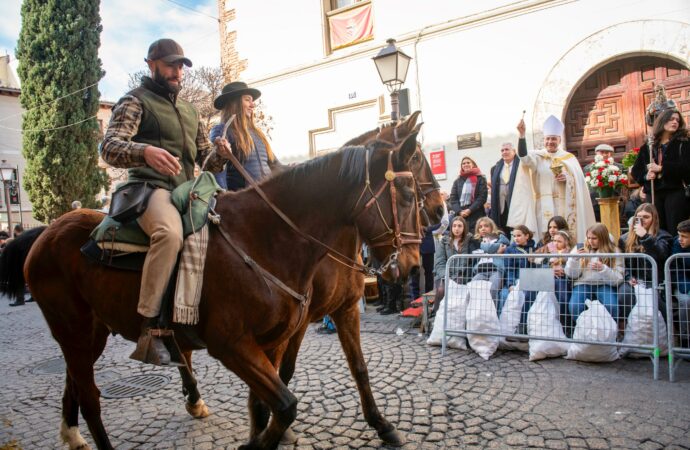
top-left (185, 398), bottom-right (210, 418)
top-left (379, 429), bottom-right (406, 447)
top-left (60, 419), bottom-right (92, 450)
top-left (280, 426), bottom-right (298, 445)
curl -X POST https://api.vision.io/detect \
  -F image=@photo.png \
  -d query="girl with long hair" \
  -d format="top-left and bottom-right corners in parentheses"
top-left (431, 216), bottom-right (479, 315)
top-left (537, 215), bottom-right (569, 249)
top-left (449, 156), bottom-right (488, 232)
top-left (631, 108), bottom-right (690, 233)
top-left (565, 223), bottom-right (624, 319)
top-left (617, 203), bottom-right (672, 319)
top-left (211, 82), bottom-right (279, 191)
top-left (471, 217), bottom-right (509, 301)
top-left (498, 225), bottom-right (536, 325)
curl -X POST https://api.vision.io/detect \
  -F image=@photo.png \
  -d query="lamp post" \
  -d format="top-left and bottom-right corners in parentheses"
top-left (372, 38), bottom-right (412, 121)
top-left (0, 160), bottom-right (14, 232)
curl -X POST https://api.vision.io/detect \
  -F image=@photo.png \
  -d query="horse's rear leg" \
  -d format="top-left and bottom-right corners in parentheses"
top-left (331, 303), bottom-right (405, 447)
top-left (213, 340), bottom-right (297, 450)
top-left (178, 351), bottom-right (210, 418)
top-left (59, 323), bottom-right (113, 450)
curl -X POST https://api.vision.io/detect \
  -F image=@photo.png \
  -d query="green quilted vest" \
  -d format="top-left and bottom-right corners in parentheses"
top-left (127, 77), bottom-right (199, 190)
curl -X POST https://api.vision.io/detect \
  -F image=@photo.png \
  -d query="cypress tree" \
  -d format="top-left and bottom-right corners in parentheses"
top-left (16, 0), bottom-right (108, 222)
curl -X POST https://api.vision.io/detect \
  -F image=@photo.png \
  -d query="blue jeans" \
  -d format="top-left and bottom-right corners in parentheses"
top-left (569, 284), bottom-right (619, 320)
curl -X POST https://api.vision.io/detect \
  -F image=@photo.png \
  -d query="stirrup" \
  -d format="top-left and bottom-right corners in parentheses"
top-left (130, 329), bottom-right (186, 367)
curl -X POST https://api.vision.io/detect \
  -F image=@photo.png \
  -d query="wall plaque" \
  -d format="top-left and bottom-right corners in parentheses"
top-left (457, 132), bottom-right (482, 150)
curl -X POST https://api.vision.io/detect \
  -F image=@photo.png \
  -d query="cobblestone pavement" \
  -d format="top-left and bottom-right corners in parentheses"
top-left (1, 298), bottom-right (689, 450)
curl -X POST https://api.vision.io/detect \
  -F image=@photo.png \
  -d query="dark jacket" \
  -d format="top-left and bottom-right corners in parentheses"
top-left (630, 135), bottom-right (690, 194)
top-left (421, 224), bottom-right (439, 255)
top-left (618, 229), bottom-right (673, 283)
top-left (449, 175), bottom-right (488, 230)
top-left (670, 237), bottom-right (690, 289)
top-left (433, 236), bottom-right (479, 282)
top-left (503, 240), bottom-right (536, 287)
top-left (489, 158), bottom-right (520, 225)
top-left (126, 77), bottom-right (200, 190)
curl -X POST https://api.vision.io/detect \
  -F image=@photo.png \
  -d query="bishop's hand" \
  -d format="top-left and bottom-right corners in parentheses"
top-left (517, 119), bottom-right (526, 138)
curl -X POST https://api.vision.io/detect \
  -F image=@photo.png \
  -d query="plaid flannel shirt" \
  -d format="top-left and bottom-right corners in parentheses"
top-left (101, 95), bottom-right (225, 172)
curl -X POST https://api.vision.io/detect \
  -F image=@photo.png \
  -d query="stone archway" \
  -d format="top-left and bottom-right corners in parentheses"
top-left (532, 20), bottom-right (690, 153)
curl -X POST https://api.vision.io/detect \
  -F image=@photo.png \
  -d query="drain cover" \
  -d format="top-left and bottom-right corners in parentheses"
top-left (30, 356), bottom-right (66, 375)
top-left (100, 374), bottom-right (170, 399)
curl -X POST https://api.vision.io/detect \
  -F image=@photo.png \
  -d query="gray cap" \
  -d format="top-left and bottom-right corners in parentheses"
top-left (146, 38), bottom-right (192, 67)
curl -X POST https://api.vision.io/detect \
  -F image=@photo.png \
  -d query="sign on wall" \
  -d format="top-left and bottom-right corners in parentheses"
top-left (429, 148), bottom-right (447, 180)
top-left (457, 132), bottom-right (482, 150)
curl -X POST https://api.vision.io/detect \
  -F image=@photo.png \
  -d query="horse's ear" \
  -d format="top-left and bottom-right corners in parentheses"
top-left (398, 110), bottom-right (421, 133)
top-left (398, 131), bottom-right (419, 166)
top-left (412, 122), bottom-right (424, 135)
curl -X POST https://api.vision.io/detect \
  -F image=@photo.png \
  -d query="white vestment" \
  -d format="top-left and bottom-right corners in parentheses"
top-left (507, 149), bottom-right (595, 243)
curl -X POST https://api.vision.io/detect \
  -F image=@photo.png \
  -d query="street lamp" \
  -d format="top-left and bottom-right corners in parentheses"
top-left (0, 160), bottom-right (14, 232)
top-left (372, 38), bottom-right (412, 121)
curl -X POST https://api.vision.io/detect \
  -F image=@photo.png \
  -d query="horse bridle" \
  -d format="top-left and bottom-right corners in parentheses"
top-left (351, 148), bottom-right (422, 274)
top-left (378, 126), bottom-right (441, 227)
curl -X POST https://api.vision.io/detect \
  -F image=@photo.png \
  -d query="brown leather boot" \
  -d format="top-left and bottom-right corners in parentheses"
top-left (129, 317), bottom-right (173, 366)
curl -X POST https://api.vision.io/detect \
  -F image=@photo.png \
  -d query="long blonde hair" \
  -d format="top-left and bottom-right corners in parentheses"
top-left (221, 97), bottom-right (274, 162)
top-left (582, 223), bottom-right (617, 268)
top-left (473, 217), bottom-right (501, 240)
top-left (625, 203), bottom-right (659, 253)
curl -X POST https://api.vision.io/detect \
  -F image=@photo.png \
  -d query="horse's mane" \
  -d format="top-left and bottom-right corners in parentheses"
top-left (342, 128), bottom-right (379, 147)
top-left (270, 140), bottom-right (395, 191)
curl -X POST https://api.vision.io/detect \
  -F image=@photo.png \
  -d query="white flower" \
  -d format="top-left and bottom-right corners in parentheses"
top-left (609, 175), bottom-right (618, 182)
top-left (594, 154), bottom-right (604, 162)
top-left (595, 161), bottom-right (606, 168)
top-left (585, 176), bottom-right (591, 183)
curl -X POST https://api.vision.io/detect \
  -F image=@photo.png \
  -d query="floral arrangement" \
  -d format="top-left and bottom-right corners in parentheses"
top-left (584, 155), bottom-right (628, 197)
top-left (622, 147), bottom-right (640, 169)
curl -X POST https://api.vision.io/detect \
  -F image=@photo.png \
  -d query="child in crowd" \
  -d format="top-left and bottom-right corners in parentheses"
top-left (535, 216), bottom-right (569, 250)
top-left (471, 217), bottom-right (509, 301)
top-left (565, 223), bottom-right (624, 320)
top-left (498, 225), bottom-right (536, 323)
top-left (618, 204), bottom-right (672, 320)
top-left (671, 219), bottom-right (690, 347)
top-left (546, 230), bottom-right (575, 332)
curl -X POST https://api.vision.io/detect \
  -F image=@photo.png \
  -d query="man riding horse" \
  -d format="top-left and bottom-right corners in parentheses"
top-left (100, 38), bottom-right (232, 365)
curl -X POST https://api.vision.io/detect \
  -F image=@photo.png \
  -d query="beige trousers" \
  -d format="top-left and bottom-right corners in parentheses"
top-left (136, 188), bottom-right (184, 317)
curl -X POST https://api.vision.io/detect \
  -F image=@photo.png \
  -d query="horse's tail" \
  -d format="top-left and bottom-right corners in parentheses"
top-left (0, 226), bottom-right (47, 303)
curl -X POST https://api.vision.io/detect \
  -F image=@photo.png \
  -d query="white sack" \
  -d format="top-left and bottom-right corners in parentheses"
top-left (427, 281), bottom-right (469, 350)
top-left (620, 284), bottom-right (668, 358)
top-left (528, 291), bottom-right (569, 361)
top-left (465, 280), bottom-right (500, 360)
top-left (566, 299), bottom-right (619, 362)
top-left (498, 284), bottom-right (528, 352)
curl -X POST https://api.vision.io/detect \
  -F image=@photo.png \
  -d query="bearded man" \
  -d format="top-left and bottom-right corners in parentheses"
top-left (101, 39), bottom-right (231, 365)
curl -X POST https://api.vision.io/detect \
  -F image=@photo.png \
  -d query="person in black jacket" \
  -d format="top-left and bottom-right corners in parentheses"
top-left (618, 203), bottom-right (672, 319)
top-left (489, 143), bottom-right (520, 234)
top-left (631, 108), bottom-right (690, 234)
top-left (449, 156), bottom-right (488, 232)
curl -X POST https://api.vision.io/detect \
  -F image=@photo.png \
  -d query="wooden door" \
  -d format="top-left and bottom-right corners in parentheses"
top-left (565, 56), bottom-right (690, 164)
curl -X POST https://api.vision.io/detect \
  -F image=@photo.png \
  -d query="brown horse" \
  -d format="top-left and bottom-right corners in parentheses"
top-left (266, 113), bottom-right (445, 446)
top-left (1, 134), bottom-right (421, 450)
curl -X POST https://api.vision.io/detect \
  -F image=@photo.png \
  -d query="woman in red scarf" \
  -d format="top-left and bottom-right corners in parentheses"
top-left (449, 156), bottom-right (488, 232)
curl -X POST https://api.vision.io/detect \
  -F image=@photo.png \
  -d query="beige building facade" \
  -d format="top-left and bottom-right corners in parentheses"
top-left (218, 0), bottom-right (690, 190)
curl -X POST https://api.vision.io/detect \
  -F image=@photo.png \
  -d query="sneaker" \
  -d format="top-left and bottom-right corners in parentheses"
top-left (316, 326), bottom-right (336, 335)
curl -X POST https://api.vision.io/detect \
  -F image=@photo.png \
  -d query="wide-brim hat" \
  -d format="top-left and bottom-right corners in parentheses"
top-left (214, 81), bottom-right (261, 110)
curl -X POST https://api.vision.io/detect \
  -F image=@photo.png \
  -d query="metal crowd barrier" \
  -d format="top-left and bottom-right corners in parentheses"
top-left (440, 252), bottom-right (662, 380)
top-left (664, 253), bottom-right (690, 382)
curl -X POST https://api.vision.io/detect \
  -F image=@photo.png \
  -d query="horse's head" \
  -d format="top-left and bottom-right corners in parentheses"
top-left (348, 111), bottom-right (445, 229)
top-left (350, 133), bottom-right (421, 281)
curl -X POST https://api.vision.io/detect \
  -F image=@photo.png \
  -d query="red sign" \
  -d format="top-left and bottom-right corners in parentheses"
top-left (429, 149), bottom-right (446, 180)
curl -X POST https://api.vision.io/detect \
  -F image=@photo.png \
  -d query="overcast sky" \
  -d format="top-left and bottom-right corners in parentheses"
top-left (0, 0), bottom-right (221, 101)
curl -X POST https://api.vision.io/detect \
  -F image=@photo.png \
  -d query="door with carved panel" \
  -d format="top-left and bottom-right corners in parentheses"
top-left (565, 56), bottom-right (690, 165)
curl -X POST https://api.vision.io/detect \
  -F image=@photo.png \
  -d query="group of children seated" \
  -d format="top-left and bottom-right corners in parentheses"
top-left (432, 203), bottom-right (690, 342)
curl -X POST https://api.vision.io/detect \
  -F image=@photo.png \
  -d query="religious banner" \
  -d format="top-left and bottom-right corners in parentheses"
top-left (429, 148), bottom-right (447, 180)
top-left (328, 3), bottom-right (374, 50)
